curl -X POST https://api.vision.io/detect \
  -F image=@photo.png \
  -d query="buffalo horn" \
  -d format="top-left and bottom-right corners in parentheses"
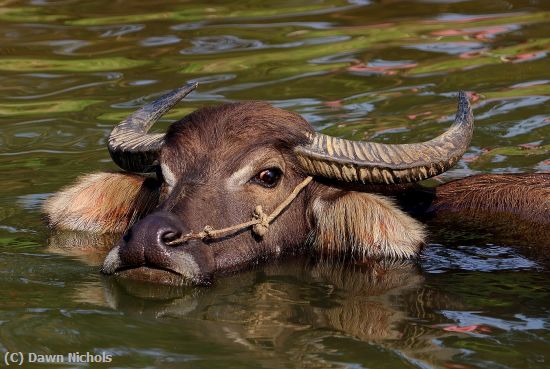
top-left (294, 92), bottom-right (474, 184)
top-left (108, 82), bottom-right (198, 173)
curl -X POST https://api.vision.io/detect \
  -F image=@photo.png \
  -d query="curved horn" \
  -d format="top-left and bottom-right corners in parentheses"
top-left (294, 92), bottom-right (473, 184)
top-left (108, 82), bottom-right (198, 173)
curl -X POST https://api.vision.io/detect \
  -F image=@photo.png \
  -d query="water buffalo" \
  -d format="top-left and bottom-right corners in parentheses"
top-left (44, 83), bottom-right (550, 285)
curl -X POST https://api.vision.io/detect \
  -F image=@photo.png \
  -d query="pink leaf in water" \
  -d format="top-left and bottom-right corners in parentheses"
top-left (323, 100), bottom-right (342, 108)
top-left (461, 154), bottom-right (480, 163)
top-left (502, 51), bottom-right (547, 63)
top-left (518, 142), bottom-right (540, 149)
top-left (442, 324), bottom-right (492, 333)
top-left (347, 61), bottom-right (416, 75)
top-left (459, 51), bottom-right (483, 59)
top-left (432, 29), bottom-right (464, 36)
top-left (347, 64), bottom-right (368, 72)
top-left (515, 52), bottom-right (541, 60)
top-left (407, 111), bottom-right (432, 120)
top-left (466, 91), bottom-right (480, 102)
top-left (433, 25), bottom-right (513, 40)
top-left (443, 325), bottom-right (479, 332)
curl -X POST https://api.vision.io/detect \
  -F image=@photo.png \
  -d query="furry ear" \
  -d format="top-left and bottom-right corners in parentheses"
top-left (43, 172), bottom-right (160, 233)
top-left (308, 189), bottom-right (425, 260)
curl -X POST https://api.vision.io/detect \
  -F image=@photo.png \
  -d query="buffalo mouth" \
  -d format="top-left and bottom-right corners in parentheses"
top-left (113, 266), bottom-right (190, 286)
top-left (111, 265), bottom-right (213, 287)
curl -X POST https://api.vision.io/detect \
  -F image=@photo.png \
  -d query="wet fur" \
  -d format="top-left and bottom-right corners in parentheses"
top-left (425, 173), bottom-right (550, 261)
top-left (430, 173), bottom-right (550, 223)
top-left (44, 172), bottom-right (160, 233)
top-left (308, 188), bottom-right (425, 260)
top-left (162, 101), bottom-right (311, 176)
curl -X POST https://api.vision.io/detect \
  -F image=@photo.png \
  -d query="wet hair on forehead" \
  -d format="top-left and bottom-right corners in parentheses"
top-left (161, 101), bottom-right (313, 173)
top-left (164, 101), bottom-right (312, 147)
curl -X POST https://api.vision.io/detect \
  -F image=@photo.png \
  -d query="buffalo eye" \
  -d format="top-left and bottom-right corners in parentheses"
top-left (252, 168), bottom-right (282, 188)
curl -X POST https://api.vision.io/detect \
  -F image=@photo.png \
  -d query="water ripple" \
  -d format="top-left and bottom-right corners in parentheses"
top-left (502, 115), bottom-right (550, 138)
top-left (440, 311), bottom-right (548, 332)
top-left (95, 24), bottom-right (145, 38)
top-left (181, 35), bottom-right (264, 54)
top-left (421, 244), bottom-right (541, 273)
top-left (406, 41), bottom-right (486, 55)
top-left (476, 96), bottom-right (550, 120)
top-left (140, 35), bottom-right (181, 47)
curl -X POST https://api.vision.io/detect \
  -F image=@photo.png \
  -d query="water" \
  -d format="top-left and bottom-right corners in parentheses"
top-left (1, 0), bottom-right (549, 368)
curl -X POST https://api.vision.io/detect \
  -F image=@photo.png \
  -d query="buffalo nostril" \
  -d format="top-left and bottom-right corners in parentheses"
top-left (161, 230), bottom-right (182, 245)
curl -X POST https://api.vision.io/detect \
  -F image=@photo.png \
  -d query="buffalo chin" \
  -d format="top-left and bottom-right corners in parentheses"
top-left (115, 267), bottom-right (191, 286)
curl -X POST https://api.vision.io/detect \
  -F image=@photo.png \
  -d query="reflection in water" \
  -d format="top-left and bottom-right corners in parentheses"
top-left (81, 258), bottom-right (463, 368)
top-left (45, 230), bottom-right (453, 366)
top-left (47, 231), bottom-right (117, 266)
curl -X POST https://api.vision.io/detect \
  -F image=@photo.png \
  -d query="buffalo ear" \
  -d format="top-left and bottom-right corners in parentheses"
top-left (307, 189), bottom-right (425, 260)
top-left (43, 172), bottom-right (160, 233)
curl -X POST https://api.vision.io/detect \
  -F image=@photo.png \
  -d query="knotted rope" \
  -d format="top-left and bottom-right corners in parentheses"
top-left (165, 176), bottom-right (313, 245)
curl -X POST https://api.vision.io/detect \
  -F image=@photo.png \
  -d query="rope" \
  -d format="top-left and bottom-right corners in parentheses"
top-left (165, 176), bottom-right (313, 245)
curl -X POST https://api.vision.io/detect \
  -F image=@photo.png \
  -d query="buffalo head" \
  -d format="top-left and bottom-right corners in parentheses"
top-left (45, 83), bottom-right (473, 285)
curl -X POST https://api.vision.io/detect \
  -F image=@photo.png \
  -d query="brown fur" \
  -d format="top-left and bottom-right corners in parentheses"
top-left (431, 173), bottom-right (550, 223)
top-left (163, 101), bottom-right (312, 176)
top-left (43, 172), bottom-right (159, 233)
top-left (308, 187), bottom-right (425, 260)
top-left (425, 173), bottom-right (550, 261)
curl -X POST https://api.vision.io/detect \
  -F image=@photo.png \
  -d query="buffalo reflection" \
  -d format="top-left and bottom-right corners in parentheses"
top-left (103, 259), bottom-right (458, 367)
top-left (48, 231), bottom-right (464, 368)
top-left (47, 230), bottom-right (118, 266)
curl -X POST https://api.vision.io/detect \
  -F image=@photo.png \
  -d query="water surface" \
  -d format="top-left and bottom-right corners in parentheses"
top-left (0, 0), bottom-right (549, 368)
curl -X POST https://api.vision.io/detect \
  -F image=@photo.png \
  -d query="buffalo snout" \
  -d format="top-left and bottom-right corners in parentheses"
top-left (102, 211), bottom-right (214, 286)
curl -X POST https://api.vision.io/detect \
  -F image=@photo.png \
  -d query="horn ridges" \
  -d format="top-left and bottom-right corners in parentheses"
top-left (295, 92), bottom-right (473, 184)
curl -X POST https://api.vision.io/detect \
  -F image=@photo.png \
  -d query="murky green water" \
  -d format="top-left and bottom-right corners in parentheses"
top-left (1, 0), bottom-right (549, 368)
